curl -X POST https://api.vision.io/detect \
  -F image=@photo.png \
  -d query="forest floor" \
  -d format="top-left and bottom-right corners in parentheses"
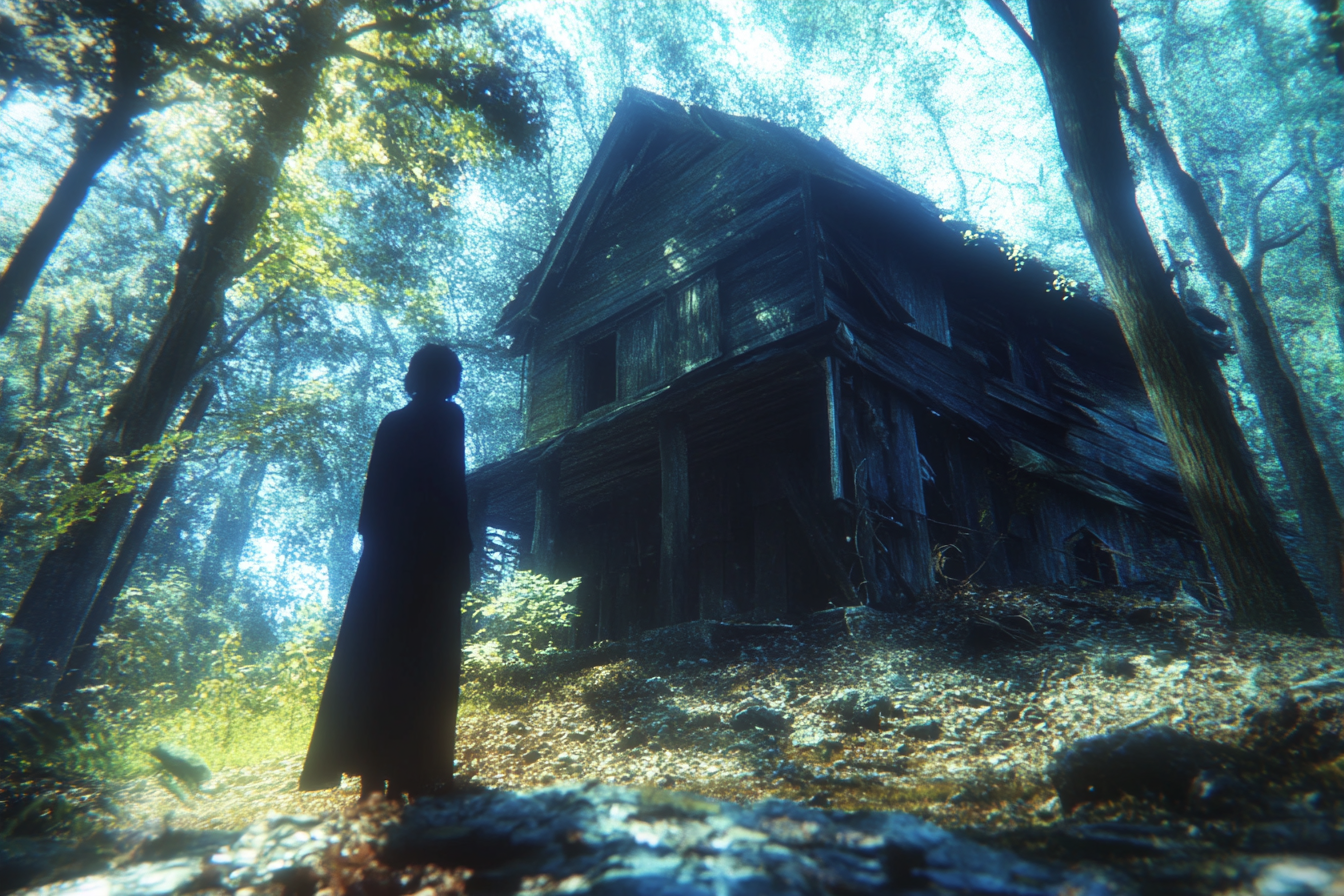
top-left (89, 582), bottom-right (1344, 894)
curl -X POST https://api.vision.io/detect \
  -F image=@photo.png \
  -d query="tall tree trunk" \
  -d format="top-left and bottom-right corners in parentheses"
top-left (0, 10), bottom-right (151, 337)
top-left (1304, 157), bottom-right (1344, 360)
top-left (0, 0), bottom-right (349, 706)
top-left (1020, 0), bottom-right (1326, 635)
top-left (197, 457), bottom-right (269, 605)
top-left (1116, 45), bottom-right (1344, 629)
top-left (52, 381), bottom-right (216, 705)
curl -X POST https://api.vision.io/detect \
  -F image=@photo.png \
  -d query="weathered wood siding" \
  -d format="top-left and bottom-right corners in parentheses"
top-left (522, 134), bottom-right (812, 445)
top-left (618, 303), bottom-right (663, 398)
top-left (720, 226), bottom-right (813, 354)
top-left (548, 135), bottom-right (802, 341)
top-left (887, 258), bottom-right (950, 346)
top-left (668, 274), bottom-right (720, 375)
top-left (526, 345), bottom-right (570, 442)
top-left (817, 202), bottom-right (950, 348)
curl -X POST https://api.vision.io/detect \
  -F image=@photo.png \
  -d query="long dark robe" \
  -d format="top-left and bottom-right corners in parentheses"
top-left (299, 396), bottom-right (471, 791)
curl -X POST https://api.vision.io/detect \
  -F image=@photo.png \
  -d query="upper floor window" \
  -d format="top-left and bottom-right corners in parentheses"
top-left (574, 270), bottom-right (719, 418)
top-left (581, 332), bottom-right (617, 413)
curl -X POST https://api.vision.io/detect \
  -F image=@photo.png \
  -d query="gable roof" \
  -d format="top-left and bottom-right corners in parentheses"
top-left (496, 87), bottom-right (962, 346)
top-left (496, 88), bottom-right (1228, 366)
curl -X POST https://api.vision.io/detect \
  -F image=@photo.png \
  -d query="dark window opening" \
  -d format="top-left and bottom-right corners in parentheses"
top-left (582, 333), bottom-right (617, 413)
top-left (1072, 529), bottom-right (1118, 586)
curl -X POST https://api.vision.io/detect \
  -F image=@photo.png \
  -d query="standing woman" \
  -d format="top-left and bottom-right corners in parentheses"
top-left (300, 345), bottom-right (472, 799)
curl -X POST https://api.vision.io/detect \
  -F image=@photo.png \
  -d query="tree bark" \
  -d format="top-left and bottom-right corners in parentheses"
top-left (1116, 45), bottom-right (1343, 629)
top-left (197, 457), bottom-right (269, 604)
top-left (0, 10), bottom-right (151, 338)
top-left (0, 0), bottom-right (350, 706)
top-left (1023, 0), bottom-right (1326, 634)
top-left (51, 381), bottom-right (216, 705)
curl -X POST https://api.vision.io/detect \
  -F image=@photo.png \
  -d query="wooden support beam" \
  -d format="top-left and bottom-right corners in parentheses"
top-left (825, 355), bottom-right (845, 501)
top-left (659, 413), bottom-right (690, 626)
top-left (886, 393), bottom-right (936, 592)
top-left (531, 451), bottom-right (561, 577)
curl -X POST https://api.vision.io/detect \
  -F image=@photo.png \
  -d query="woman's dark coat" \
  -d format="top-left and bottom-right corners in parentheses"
top-left (299, 396), bottom-right (471, 791)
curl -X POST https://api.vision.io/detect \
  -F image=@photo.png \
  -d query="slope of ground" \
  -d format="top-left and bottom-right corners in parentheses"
top-left (25, 584), bottom-right (1344, 894)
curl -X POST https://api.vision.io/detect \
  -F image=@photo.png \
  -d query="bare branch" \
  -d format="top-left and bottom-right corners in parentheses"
top-left (983, 0), bottom-right (1040, 66)
top-left (194, 287), bottom-right (292, 373)
top-left (239, 242), bottom-right (281, 277)
top-left (1247, 162), bottom-right (1302, 265)
top-left (1253, 162), bottom-right (1300, 210)
top-left (1260, 221), bottom-right (1311, 252)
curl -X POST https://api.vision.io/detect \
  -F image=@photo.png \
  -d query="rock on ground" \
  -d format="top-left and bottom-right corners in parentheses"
top-left (20, 783), bottom-right (1126, 895)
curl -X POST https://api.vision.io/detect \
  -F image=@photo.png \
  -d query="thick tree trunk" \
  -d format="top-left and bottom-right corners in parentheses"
top-left (0, 24), bottom-right (149, 337)
top-left (52, 382), bottom-right (215, 705)
top-left (1116, 46), bottom-right (1343, 629)
top-left (0, 0), bottom-right (349, 706)
top-left (1025, 0), bottom-right (1325, 634)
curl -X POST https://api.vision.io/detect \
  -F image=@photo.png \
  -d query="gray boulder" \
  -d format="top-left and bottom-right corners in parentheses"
top-left (730, 705), bottom-right (792, 732)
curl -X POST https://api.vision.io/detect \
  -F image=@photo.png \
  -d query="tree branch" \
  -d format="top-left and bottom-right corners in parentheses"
top-left (337, 1), bottom-right (503, 42)
top-left (1253, 162), bottom-right (1299, 210)
top-left (194, 287), bottom-right (292, 374)
top-left (1247, 162), bottom-right (1301, 267)
top-left (983, 0), bottom-right (1040, 65)
top-left (239, 242), bottom-right (280, 277)
top-left (1260, 221), bottom-right (1311, 252)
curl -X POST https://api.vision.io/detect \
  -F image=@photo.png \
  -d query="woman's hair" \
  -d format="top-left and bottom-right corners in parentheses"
top-left (404, 344), bottom-right (463, 398)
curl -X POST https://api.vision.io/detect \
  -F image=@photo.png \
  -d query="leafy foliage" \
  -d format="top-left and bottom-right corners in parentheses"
top-left (463, 571), bottom-right (582, 671)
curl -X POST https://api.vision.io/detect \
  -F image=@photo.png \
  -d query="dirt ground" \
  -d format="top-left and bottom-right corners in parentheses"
top-left (106, 584), bottom-right (1342, 831)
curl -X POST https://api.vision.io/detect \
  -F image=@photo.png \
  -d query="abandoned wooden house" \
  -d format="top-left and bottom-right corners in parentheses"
top-left (466, 88), bottom-right (1215, 641)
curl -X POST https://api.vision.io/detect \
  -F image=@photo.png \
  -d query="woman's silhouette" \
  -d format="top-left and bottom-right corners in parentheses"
top-left (299, 345), bottom-right (472, 799)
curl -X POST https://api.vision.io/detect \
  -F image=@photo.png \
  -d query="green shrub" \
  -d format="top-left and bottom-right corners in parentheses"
top-left (77, 572), bottom-right (579, 773)
top-left (462, 571), bottom-right (581, 673)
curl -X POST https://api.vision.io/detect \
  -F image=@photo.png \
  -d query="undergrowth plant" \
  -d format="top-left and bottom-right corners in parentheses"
top-left (75, 571), bottom-right (581, 774)
top-left (463, 571), bottom-right (582, 670)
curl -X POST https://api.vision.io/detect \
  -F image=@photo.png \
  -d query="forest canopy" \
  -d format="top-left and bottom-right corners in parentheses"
top-left (0, 0), bottom-right (1341, 746)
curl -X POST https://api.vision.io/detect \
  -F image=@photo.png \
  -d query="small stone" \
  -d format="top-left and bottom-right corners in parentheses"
top-left (615, 729), bottom-right (648, 750)
top-left (885, 673), bottom-right (913, 690)
top-left (791, 726), bottom-right (828, 749)
top-left (903, 720), bottom-right (942, 741)
top-left (823, 689), bottom-right (895, 731)
top-left (1097, 656), bottom-right (1137, 678)
top-left (730, 706), bottom-right (791, 733)
top-left (1252, 859), bottom-right (1343, 896)
top-left (506, 720), bottom-right (528, 734)
top-left (521, 749), bottom-right (542, 763)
